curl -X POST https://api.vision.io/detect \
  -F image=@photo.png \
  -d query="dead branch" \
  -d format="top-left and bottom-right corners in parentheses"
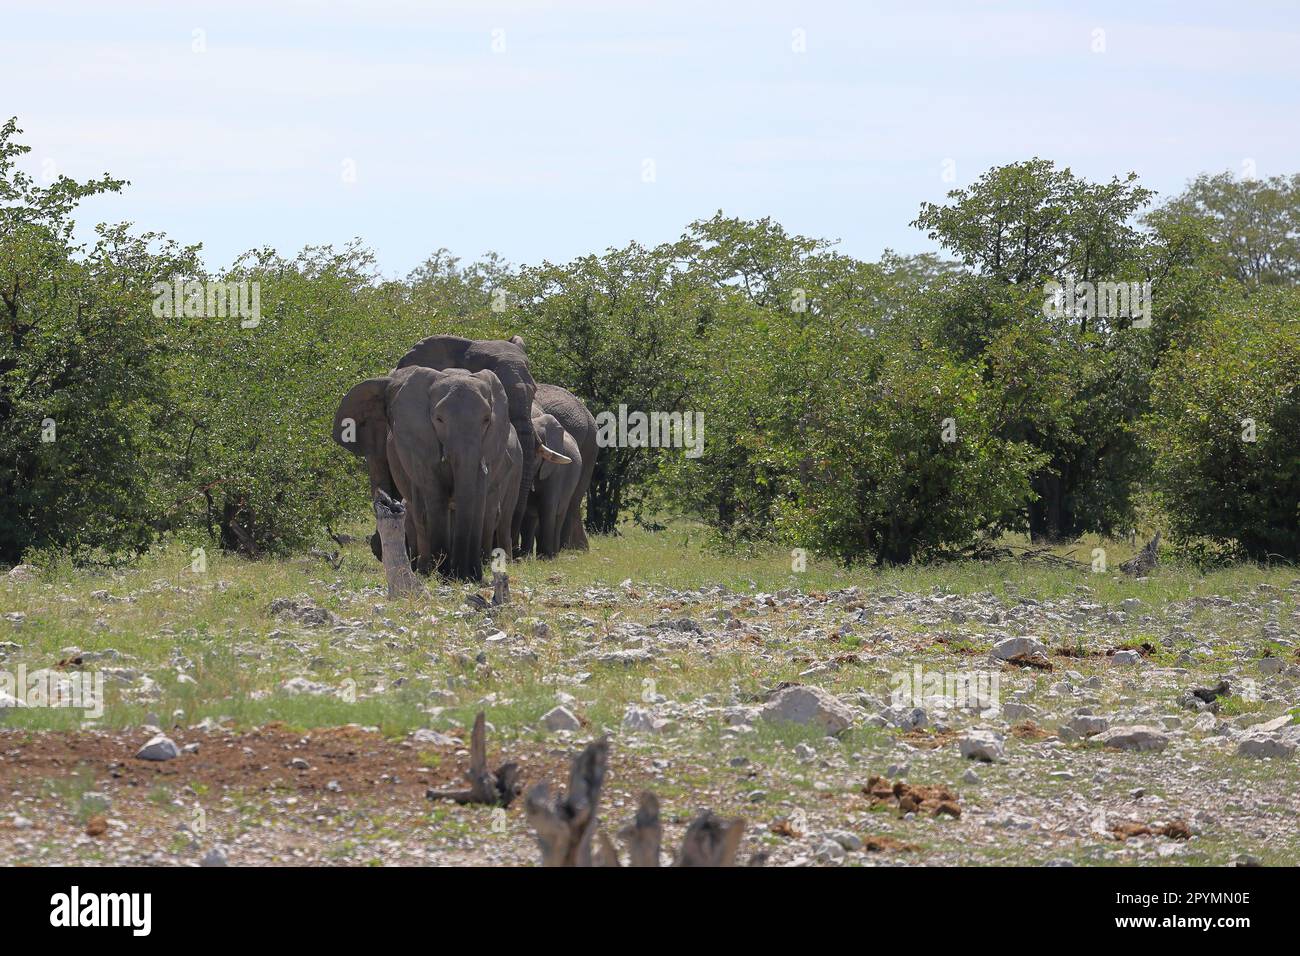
top-left (618, 791), bottom-right (662, 867)
top-left (524, 737), bottom-right (609, 867)
top-left (425, 711), bottom-right (522, 808)
top-left (526, 740), bottom-right (745, 867)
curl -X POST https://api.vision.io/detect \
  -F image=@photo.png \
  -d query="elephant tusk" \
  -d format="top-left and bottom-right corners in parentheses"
top-left (538, 443), bottom-right (572, 465)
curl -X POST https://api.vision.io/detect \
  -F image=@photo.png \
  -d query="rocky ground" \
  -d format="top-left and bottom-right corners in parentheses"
top-left (1, 534), bottom-right (1297, 866)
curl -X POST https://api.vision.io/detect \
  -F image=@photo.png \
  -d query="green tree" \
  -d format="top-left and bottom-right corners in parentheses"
top-left (0, 118), bottom-right (199, 562)
top-left (1144, 289), bottom-right (1300, 560)
top-left (1154, 172), bottom-right (1300, 289)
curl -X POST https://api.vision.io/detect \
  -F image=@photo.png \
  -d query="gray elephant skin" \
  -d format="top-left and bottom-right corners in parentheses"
top-left (519, 405), bottom-right (580, 558)
top-left (534, 382), bottom-right (597, 551)
top-left (395, 335), bottom-right (536, 547)
top-left (333, 366), bottom-right (515, 581)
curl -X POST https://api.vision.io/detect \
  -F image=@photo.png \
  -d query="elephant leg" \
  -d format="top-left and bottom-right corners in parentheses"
top-left (496, 472), bottom-right (520, 559)
top-left (520, 506), bottom-right (538, 557)
top-left (538, 496), bottom-right (560, 559)
top-left (510, 416), bottom-right (534, 550)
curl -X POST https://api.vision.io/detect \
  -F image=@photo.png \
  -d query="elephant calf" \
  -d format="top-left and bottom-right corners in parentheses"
top-left (519, 406), bottom-right (580, 559)
top-left (532, 383), bottom-right (598, 551)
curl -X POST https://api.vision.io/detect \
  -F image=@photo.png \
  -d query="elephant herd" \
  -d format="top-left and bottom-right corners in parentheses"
top-left (331, 334), bottom-right (597, 581)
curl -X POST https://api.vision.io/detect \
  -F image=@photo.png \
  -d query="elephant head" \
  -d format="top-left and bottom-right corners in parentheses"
top-left (334, 365), bottom-right (515, 581)
top-left (519, 405), bottom-right (578, 558)
top-left (394, 335), bottom-right (537, 552)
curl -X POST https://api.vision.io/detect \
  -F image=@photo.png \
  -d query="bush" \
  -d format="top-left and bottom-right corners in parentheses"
top-left (1145, 290), bottom-right (1300, 560)
top-left (774, 330), bottom-right (1044, 565)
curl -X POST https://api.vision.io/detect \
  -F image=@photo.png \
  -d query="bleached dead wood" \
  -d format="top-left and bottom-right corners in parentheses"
top-left (374, 490), bottom-right (421, 598)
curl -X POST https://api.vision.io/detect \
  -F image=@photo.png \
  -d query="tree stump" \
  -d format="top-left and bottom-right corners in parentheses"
top-left (374, 490), bottom-right (421, 599)
top-left (425, 711), bottom-right (522, 807)
top-left (526, 740), bottom-right (745, 867)
top-left (491, 571), bottom-right (510, 606)
top-left (524, 737), bottom-right (609, 866)
top-left (676, 811), bottom-right (746, 866)
top-left (1120, 531), bottom-right (1161, 576)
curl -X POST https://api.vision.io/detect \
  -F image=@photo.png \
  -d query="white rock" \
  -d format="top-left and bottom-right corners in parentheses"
top-left (411, 728), bottom-right (459, 746)
top-left (136, 734), bottom-right (180, 762)
top-left (0, 690), bottom-right (26, 709)
top-left (760, 685), bottom-right (855, 735)
top-left (200, 847), bottom-right (228, 867)
top-left (1002, 702), bottom-right (1039, 721)
top-left (1248, 714), bottom-right (1294, 735)
top-left (1097, 725), bottom-right (1169, 753)
top-left (990, 637), bottom-right (1047, 662)
top-left (542, 705), bottom-right (582, 732)
top-left (1110, 650), bottom-right (1142, 666)
top-left (959, 730), bottom-right (1005, 762)
top-left (622, 704), bottom-right (669, 734)
top-left (824, 830), bottom-right (862, 851)
top-left (6, 565), bottom-right (37, 581)
top-left (815, 839), bottom-right (846, 863)
top-left (1237, 735), bottom-right (1295, 759)
top-left (1068, 715), bottom-right (1110, 737)
top-left (280, 676), bottom-right (336, 697)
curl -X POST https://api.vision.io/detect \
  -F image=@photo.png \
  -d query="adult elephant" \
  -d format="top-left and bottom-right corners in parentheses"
top-left (534, 383), bottom-right (598, 551)
top-left (519, 406), bottom-right (579, 558)
top-left (333, 366), bottom-right (516, 581)
top-left (394, 336), bottom-right (536, 549)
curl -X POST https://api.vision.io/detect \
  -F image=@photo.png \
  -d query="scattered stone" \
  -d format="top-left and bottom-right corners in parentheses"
top-left (1068, 715), bottom-right (1110, 737)
top-left (1097, 725), bottom-right (1169, 753)
top-left (825, 830), bottom-right (863, 852)
top-left (1237, 736), bottom-right (1295, 759)
top-left (542, 705), bottom-right (582, 732)
top-left (959, 730), bottom-right (1005, 762)
top-left (760, 685), bottom-right (855, 735)
top-left (622, 704), bottom-right (670, 734)
top-left (135, 734), bottom-right (180, 762)
top-left (990, 636), bottom-right (1048, 665)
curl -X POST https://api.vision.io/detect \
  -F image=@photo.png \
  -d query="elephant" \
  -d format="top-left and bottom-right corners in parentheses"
top-left (484, 421), bottom-right (522, 561)
top-left (394, 335), bottom-right (537, 549)
top-left (333, 365), bottom-right (516, 581)
top-left (519, 405), bottom-right (579, 558)
top-left (534, 383), bottom-right (598, 551)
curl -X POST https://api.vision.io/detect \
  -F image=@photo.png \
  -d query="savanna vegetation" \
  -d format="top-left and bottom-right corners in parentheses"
top-left (2, 116), bottom-right (1296, 570)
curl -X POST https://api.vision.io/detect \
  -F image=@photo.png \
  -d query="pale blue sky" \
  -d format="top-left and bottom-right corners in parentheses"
top-left (4, 0), bottom-right (1298, 275)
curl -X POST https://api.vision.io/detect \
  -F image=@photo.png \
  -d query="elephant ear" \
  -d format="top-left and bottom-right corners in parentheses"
top-left (333, 378), bottom-right (389, 459)
top-left (474, 369), bottom-right (513, 451)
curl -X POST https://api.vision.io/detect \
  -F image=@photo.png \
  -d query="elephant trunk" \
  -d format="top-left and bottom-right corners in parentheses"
top-left (448, 454), bottom-right (487, 581)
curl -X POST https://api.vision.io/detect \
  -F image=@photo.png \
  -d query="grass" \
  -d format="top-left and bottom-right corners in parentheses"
top-left (2, 518), bottom-right (1298, 866)
top-left (2, 521), bottom-right (1296, 737)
